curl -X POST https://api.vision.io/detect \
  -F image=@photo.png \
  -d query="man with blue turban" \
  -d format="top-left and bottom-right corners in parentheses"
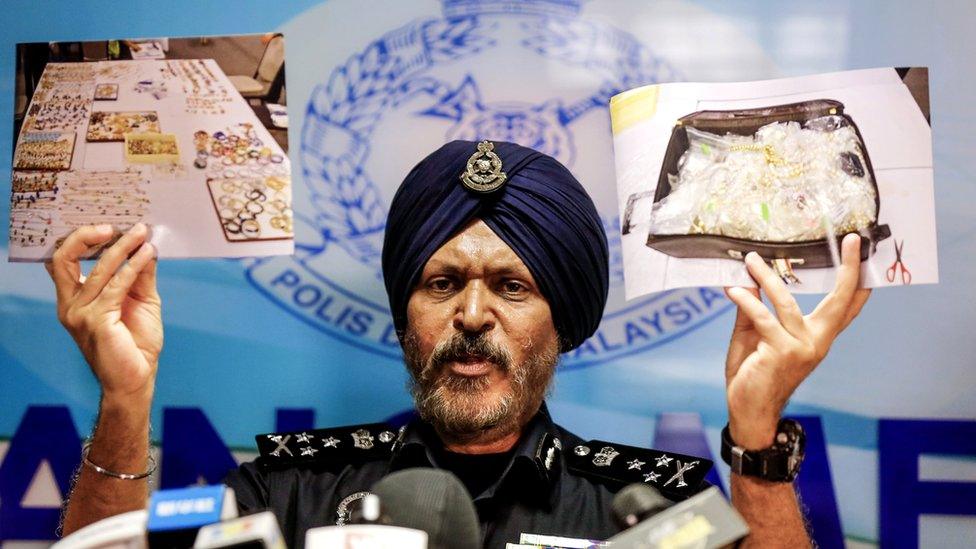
top-left (52, 140), bottom-right (869, 548)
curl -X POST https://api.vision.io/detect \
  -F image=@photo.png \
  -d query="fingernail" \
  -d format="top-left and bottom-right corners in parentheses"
top-left (96, 224), bottom-right (112, 233)
top-left (128, 222), bottom-right (146, 235)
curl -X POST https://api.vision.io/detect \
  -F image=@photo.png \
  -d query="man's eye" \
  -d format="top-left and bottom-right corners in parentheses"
top-left (429, 278), bottom-right (454, 293)
top-left (501, 281), bottom-right (527, 295)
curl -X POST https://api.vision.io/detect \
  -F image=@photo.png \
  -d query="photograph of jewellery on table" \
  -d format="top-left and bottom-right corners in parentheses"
top-left (94, 83), bottom-right (119, 100)
top-left (11, 34), bottom-right (291, 261)
top-left (612, 67), bottom-right (937, 296)
top-left (207, 176), bottom-right (293, 242)
top-left (13, 131), bottom-right (76, 170)
top-left (86, 110), bottom-right (161, 141)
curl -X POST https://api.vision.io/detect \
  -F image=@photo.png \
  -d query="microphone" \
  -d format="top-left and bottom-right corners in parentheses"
top-left (53, 488), bottom-right (284, 549)
top-left (145, 485), bottom-right (238, 548)
top-left (193, 511), bottom-right (285, 549)
top-left (369, 468), bottom-right (481, 549)
top-left (611, 483), bottom-right (673, 530)
top-left (607, 485), bottom-right (749, 549)
top-left (304, 468), bottom-right (482, 549)
top-left (305, 525), bottom-right (428, 548)
top-left (52, 510), bottom-right (148, 549)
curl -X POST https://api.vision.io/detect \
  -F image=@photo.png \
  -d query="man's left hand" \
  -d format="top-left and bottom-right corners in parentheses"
top-left (724, 233), bottom-right (871, 449)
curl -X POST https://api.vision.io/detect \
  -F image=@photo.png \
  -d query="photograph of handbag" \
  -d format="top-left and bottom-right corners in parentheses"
top-left (623, 99), bottom-right (891, 281)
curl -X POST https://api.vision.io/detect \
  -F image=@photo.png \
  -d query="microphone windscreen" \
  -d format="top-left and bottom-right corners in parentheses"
top-left (611, 483), bottom-right (672, 530)
top-left (371, 468), bottom-right (480, 549)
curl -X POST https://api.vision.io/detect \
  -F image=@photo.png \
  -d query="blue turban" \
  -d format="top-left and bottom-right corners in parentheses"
top-left (382, 140), bottom-right (609, 352)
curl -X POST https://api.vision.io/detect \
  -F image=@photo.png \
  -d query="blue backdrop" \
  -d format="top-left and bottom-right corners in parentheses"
top-left (2, 1), bottom-right (975, 547)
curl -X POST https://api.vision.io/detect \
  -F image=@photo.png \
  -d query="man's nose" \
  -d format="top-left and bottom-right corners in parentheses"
top-left (454, 281), bottom-right (495, 335)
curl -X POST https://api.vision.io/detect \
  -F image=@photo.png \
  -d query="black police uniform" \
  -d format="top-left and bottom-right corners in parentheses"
top-left (224, 404), bottom-right (712, 548)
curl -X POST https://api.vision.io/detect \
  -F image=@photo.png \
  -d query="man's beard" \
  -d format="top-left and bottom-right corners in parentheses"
top-left (403, 329), bottom-right (559, 442)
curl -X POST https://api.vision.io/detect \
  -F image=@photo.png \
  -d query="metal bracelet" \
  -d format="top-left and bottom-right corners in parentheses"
top-left (81, 441), bottom-right (156, 480)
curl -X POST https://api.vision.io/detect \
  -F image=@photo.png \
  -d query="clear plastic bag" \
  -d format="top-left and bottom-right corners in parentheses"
top-left (650, 117), bottom-right (877, 242)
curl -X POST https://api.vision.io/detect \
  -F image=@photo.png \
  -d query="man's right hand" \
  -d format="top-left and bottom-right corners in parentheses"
top-left (46, 223), bottom-right (162, 403)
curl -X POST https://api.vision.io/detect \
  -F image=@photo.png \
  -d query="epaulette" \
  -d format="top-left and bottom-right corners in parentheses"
top-left (255, 423), bottom-right (400, 470)
top-left (566, 440), bottom-right (712, 500)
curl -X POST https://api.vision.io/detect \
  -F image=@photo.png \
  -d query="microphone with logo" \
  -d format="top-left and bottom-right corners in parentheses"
top-left (304, 468), bottom-right (481, 549)
top-left (606, 484), bottom-right (750, 549)
top-left (53, 485), bottom-right (282, 549)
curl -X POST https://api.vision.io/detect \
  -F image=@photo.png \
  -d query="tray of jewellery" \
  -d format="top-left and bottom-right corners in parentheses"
top-left (94, 83), bottom-right (119, 100)
top-left (206, 176), bottom-right (293, 242)
top-left (626, 99), bottom-right (891, 272)
top-left (124, 132), bottom-right (180, 164)
top-left (86, 110), bottom-right (161, 142)
top-left (13, 131), bottom-right (76, 170)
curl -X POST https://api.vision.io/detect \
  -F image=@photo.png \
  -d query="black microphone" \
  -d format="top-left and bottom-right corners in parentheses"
top-left (611, 483), bottom-right (673, 530)
top-left (370, 468), bottom-right (481, 549)
top-left (608, 485), bottom-right (749, 548)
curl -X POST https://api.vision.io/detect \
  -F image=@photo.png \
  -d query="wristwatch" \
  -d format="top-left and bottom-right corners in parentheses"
top-left (720, 419), bottom-right (806, 482)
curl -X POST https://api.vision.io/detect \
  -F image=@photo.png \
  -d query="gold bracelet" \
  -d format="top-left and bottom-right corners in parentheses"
top-left (81, 441), bottom-right (156, 480)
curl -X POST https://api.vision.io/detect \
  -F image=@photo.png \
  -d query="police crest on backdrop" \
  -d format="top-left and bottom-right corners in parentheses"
top-left (245, 0), bottom-right (733, 369)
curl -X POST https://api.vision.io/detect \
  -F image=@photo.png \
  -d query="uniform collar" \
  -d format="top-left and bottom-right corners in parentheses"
top-left (388, 402), bottom-right (564, 508)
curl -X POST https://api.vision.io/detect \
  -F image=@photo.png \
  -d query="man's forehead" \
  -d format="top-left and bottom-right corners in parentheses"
top-left (423, 219), bottom-right (533, 276)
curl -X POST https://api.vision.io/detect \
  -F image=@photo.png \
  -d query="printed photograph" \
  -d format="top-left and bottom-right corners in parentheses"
top-left (9, 34), bottom-right (290, 261)
top-left (612, 67), bottom-right (935, 296)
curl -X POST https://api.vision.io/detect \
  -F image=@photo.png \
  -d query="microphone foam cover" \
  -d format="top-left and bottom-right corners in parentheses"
top-left (371, 468), bottom-right (480, 549)
top-left (611, 483), bottom-right (672, 530)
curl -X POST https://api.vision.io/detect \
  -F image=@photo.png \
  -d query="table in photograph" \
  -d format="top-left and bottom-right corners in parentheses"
top-left (9, 59), bottom-right (293, 261)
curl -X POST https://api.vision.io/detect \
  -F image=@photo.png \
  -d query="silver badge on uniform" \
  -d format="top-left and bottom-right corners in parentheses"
top-left (268, 435), bottom-right (292, 457)
top-left (335, 491), bottom-right (370, 526)
top-left (664, 460), bottom-right (699, 488)
top-left (322, 436), bottom-right (341, 448)
top-left (592, 446), bottom-right (620, 467)
top-left (352, 429), bottom-right (375, 450)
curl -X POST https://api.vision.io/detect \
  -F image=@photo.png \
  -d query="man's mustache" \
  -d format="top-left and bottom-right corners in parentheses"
top-left (426, 332), bottom-right (513, 375)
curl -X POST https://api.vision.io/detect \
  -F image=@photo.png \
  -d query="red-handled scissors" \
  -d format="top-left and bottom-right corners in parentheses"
top-left (886, 240), bottom-right (911, 285)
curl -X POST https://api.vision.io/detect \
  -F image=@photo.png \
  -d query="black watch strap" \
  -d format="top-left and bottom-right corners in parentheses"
top-left (720, 419), bottom-right (805, 482)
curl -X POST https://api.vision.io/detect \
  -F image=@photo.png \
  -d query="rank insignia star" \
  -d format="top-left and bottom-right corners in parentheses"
top-left (627, 458), bottom-right (645, 470)
top-left (296, 432), bottom-right (314, 444)
top-left (300, 446), bottom-right (318, 457)
top-left (322, 436), bottom-right (340, 448)
top-left (655, 454), bottom-right (673, 468)
top-left (643, 472), bottom-right (661, 483)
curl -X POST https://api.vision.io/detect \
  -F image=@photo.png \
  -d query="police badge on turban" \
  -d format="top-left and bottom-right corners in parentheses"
top-left (460, 140), bottom-right (507, 193)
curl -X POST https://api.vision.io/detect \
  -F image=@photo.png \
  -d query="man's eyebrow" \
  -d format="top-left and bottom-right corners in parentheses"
top-left (488, 265), bottom-right (532, 278)
top-left (422, 260), bottom-right (463, 276)
top-left (422, 260), bottom-right (532, 278)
